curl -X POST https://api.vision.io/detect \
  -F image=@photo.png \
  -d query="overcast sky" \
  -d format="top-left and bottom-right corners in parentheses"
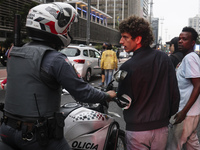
top-left (152, 0), bottom-right (199, 43)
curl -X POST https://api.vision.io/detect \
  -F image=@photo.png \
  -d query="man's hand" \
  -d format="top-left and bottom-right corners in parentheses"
top-left (174, 110), bottom-right (186, 124)
top-left (173, 78), bottom-right (200, 124)
top-left (106, 90), bottom-right (117, 102)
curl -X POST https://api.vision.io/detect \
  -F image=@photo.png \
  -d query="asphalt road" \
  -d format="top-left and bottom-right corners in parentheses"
top-left (1, 59), bottom-right (200, 150)
top-left (0, 61), bottom-right (126, 131)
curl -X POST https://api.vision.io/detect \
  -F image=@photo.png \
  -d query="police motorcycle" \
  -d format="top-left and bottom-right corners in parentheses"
top-left (0, 70), bottom-right (131, 150)
top-left (61, 70), bottom-right (131, 150)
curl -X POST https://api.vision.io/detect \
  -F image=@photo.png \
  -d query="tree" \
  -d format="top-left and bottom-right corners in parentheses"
top-left (196, 34), bottom-right (200, 44)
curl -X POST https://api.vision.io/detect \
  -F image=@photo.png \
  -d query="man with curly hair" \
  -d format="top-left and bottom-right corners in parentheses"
top-left (117, 15), bottom-right (180, 150)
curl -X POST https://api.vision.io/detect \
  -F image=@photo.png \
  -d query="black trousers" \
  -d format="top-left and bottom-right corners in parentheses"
top-left (0, 123), bottom-right (71, 150)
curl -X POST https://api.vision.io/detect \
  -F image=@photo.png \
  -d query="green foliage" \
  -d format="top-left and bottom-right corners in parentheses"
top-left (95, 44), bottom-right (103, 51)
top-left (94, 44), bottom-right (119, 52)
top-left (112, 45), bottom-right (118, 51)
top-left (196, 34), bottom-right (200, 44)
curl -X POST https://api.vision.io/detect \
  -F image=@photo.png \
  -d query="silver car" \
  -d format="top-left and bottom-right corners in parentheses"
top-left (60, 44), bottom-right (101, 82)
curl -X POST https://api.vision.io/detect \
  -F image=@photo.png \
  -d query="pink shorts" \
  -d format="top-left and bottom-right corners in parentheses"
top-left (126, 126), bottom-right (168, 150)
top-left (166, 115), bottom-right (200, 150)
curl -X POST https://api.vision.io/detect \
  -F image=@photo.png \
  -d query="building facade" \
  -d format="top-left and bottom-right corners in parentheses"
top-left (151, 17), bottom-right (159, 47)
top-left (79, 0), bottom-right (149, 29)
top-left (68, 1), bottom-right (121, 45)
top-left (0, 0), bottom-right (121, 50)
top-left (188, 14), bottom-right (200, 34)
top-left (0, 0), bottom-right (38, 42)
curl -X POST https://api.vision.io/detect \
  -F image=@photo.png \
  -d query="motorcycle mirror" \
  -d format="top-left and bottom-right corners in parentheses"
top-left (114, 70), bottom-right (128, 82)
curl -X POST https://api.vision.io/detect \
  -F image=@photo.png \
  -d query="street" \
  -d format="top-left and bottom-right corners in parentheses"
top-left (0, 59), bottom-right (127, 130)
top-left (0, 59), bottom-right (200, 150)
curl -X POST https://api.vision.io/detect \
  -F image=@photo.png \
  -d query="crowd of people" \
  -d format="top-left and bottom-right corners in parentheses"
top-left (0, 2), bottom-right (200, 150)
top-left (117, 16), bottom-right (200, 150)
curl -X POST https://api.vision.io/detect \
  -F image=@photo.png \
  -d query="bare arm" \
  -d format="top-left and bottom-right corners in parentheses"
top-left (174, 78), bottom-right (200, 124)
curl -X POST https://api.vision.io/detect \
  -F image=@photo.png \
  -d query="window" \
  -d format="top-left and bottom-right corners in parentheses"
top-left (83, 50), bottom-right (88, 56)
top-left (89, 50), bottom-right (95, 58)
top-left (61, 48), bottom-right (80, 57)
top-left (94, 51), bottom-right (100, 58)
top-left (77, 7), bottom-right (81, 15)
top-left (97, 14), bottom-right (100, 23)
top-left (83, 7), bottom-right (87, 18)
top-left (46, 0), bottom-right (54, 3)
top-left (92, 13), bottom-right (96, 22)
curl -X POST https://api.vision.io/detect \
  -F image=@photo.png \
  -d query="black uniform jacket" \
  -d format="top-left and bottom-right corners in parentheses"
top-left (117, 46), bottom-right (180, 131)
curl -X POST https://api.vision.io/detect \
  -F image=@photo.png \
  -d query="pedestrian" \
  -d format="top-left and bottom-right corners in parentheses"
top-left (100, 43), bottom-right (118, 86)
top-left (116, 48), bottom-right (120, 62)
top-left (167, 37), bottom-right (184, 68)
top-left (99, 43), bottom-right (107, 87)
top-left (0, 2), bottom-right (116, 150)
top-left (167, 27), bottom-right (200, 150)
top-left (117, 15), bottom-right (180, 150)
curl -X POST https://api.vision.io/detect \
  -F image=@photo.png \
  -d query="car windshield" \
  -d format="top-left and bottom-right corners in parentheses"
top-left (60, 48), bottom-right (80, 57)
top-left (119, 52), bottom-right (126, 56)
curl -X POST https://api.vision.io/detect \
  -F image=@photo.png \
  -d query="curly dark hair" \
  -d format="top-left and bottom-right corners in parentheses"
top-left (182, 26), bottom-right (198, 42)
top-left (119, 15), bottom-right (154, 47)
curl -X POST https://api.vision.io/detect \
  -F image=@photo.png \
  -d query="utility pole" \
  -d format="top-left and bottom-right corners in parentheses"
top-left (149, 0), bottom-right (153, 24)
top-left (14, 14), bottom-right (21, 46)
top-left (113, 0), bottom-right (116, 28)
top-left (97, 0), bottom-right (99, 9)
top-left (160, 18), bottom-right (164, 47)
top-left (86, 0), bottom-right (91, 45)
top-left (122, 0), bottom-right (124, 20)
top-left (165, 28), bottom-right (168, 43)
top-left (105, 0), bottom-right (107, 14)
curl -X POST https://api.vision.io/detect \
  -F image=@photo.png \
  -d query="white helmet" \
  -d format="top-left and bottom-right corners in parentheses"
top-left (26, 2), bottom-right (78, 47)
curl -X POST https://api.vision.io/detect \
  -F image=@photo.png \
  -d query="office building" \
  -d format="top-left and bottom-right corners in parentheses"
top-left (79, 0), bottom-right (149, 29)
top-left (188, 15), bottom-right (200, 34)
top-left (151, 17), bottom-right (159, 47)
top-left (0, 0), bottom-right (121, 50)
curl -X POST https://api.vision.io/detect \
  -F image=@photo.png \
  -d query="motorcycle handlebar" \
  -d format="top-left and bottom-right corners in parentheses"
top-left (112, 96), bottom-right (130, 108)
top-left (94, 85), bottom-right (131, 109)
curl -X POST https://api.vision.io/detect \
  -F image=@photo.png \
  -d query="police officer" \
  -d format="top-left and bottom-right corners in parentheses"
top-left (0, 2), bottom-right (116, 150)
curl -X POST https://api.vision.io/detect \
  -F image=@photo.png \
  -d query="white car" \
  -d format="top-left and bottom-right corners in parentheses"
top-left (60, 44), bottom-right (101, 82)
top-left (119, 52), bottom-right (129, 58)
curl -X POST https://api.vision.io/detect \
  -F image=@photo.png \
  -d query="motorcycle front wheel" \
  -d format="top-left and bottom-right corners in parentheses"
top-left (105, 122), bottom-right (126, 150)
top-left (116, 130), bottom-right (126, 150)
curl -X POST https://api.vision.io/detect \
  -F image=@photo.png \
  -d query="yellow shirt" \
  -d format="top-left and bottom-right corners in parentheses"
top-left (101, 50), bottom-right (118, 70)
